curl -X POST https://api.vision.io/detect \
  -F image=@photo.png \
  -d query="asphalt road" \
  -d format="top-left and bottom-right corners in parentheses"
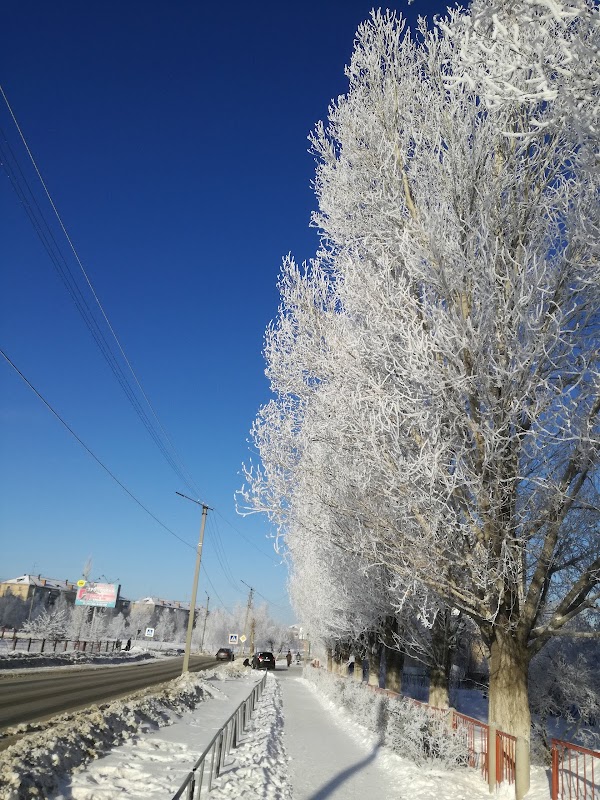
top-left (0, 655), bottom-right (218, 730)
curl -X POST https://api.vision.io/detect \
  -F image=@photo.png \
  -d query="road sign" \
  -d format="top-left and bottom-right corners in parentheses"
top-left (240, 635), bottom-right (247, 643)
top-left (145, 627), bottom-right (155, 638)
top-left (228, 633), bottom-right (238, 644)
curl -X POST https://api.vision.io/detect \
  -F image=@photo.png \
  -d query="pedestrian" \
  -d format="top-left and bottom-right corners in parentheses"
top-left (125, 638), bottom-right (132, 651)
top-left (296, 651), bottom-right (301, 664)
top-left (286, 649), bottom-right (292, 667)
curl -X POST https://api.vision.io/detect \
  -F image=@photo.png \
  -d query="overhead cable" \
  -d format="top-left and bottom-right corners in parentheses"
top-left (0, 85), bottom-right (202, 501)
top-left (0, 346), bottom-right (196, 550)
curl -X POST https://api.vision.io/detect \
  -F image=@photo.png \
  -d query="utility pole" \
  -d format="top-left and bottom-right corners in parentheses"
top-left (200, 592), bottom-right (209, 653)
top-left (176, 492), bottom-right (211, 674)
top-left (250, 617), bottom-right (256, 656)
top-left (240, 581), bottom-right (254, 657)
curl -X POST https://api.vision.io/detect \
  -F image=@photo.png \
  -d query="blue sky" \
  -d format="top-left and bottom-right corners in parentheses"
top-left (1, 1), bottom-right (446, 623)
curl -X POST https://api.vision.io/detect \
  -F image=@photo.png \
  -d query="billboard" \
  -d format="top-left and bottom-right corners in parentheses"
top-left (75, 582), bottom-right (120, 608)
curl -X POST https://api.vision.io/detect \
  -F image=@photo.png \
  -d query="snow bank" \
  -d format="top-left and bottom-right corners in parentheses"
top-left (0, 649), bottom-right (154, 671)
top-left (0, 671), bottom-right (224, 799)
top-left (209, 673), bottom-right (292, 800)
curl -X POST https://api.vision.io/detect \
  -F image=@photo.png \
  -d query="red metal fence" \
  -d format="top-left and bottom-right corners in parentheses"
top-left (331, 667), bottom-right (600, 796)
top-left (452, 710), bottom-right (489, 779)
top-left (496, 728), bottom-right (517, 786)
top-left (551, 738), bottom-right (599, 800)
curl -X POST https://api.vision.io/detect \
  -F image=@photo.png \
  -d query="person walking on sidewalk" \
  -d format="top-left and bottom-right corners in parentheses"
top-left (286, 649), bottom-right (292, 667)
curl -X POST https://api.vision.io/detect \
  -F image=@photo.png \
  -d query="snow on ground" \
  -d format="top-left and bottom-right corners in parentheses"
top-left (51, 671), bottom-right (289, 800)
top-left (297, 668), bottom-right (552, 800)
top-left (0, 646), bottom-right (156, 671)
top-left (0, 666), bottom-right (239, 799)
top-left (209, 673), bottom-right (292, 800)
top-left (290, 673), bottom-right (490, 799)
top-left (0, 659), bottom-right (556, 800)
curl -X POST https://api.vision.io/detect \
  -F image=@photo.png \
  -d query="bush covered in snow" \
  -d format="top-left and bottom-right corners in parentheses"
top-left (303, 668), bottom-right (469, 769)
top-left (529, 636), bottom-right (600, 763)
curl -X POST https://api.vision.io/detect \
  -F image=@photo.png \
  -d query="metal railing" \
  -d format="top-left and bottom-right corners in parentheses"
top-left (496, 728), bottom-right (517, 786)
top-left (552, 738), bottom-right (599, 800)
top-left (0, 633), bottom-right (121, 654)
top-left (171, 672), bottom-right (268, 799)
top-left (348, 674), bottom-right (511, 786)
top-left (452, 710), bottom-right (489, 778)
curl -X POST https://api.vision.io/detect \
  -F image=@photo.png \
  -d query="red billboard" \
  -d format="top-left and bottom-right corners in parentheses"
top-left (75, 582), bottom-right (120, 608)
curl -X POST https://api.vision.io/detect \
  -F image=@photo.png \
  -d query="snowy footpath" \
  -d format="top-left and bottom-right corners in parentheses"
top-left (0, 662), bottom-right (552, 799)
top-left (51, 677), bottom-right (263, 799)
top-left (280, 670), bottom-right (402, 799)
top-left (280, 668), bottom-right (493, 800)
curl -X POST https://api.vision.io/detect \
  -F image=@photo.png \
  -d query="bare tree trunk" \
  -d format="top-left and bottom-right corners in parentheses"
top-left (326, 646), bottom-right (333, 672)
top-left (488, 631), bottom-right (531, 740)
top-left (429, 664), bottom-right (450, 708)
top-left (488, 630), bottom-right (531, 797)
top-left (368, 634), bottom-right (381, 687)
top-left (339, 642), bottom-right (350, 676)
top-left (383, 617), bottom-right (403, 693)
top-left (428, 610), bottom-right (453, 708)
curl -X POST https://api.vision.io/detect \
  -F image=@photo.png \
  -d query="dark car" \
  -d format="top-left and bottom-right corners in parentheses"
top-left (216, 647), bottom-right (235, 661)
top-left (252, 651), bottom-right (276, 670)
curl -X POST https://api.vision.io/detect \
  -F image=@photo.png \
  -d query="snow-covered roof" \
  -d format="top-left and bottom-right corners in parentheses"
top-left (133, 597), bottom-right (190, 610)
top-left (2, 574), bottom-right (77, 591)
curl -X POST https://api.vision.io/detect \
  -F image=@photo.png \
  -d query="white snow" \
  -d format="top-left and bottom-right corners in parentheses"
top-left (0, 644), bottom-right (158, 671)
top-left (52, 671), bottom-right (279, 799)
top-left (0, 662), bottom-right (556, 800)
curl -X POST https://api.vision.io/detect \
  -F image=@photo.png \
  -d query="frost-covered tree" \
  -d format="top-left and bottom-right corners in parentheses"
top-left (127, 604), bottom-right (153, 638)
top-left (155, 613), bottom-right (175, 644)
top-left (21, 609), bottom-right (68, 640)
top-left (446, 0), bottom-right (599, 142)
top-left (106, 612), bottom-right (128, 641)
top-left (529, 625), bottom-right (600, 758)
top-left (202, 607), bottom-right (234, 653)
top-left (66, 604), bottom-right (91, 641)
top-left (239, 6), bottom-right (600, 775)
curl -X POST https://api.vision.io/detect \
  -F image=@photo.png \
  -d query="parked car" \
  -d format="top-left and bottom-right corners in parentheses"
top-left (164, 647), bottom-right (185, 656)
top-left (216, 647), bottom-right (235, 661)
top-left (252, 651), bottom-right (276, 670)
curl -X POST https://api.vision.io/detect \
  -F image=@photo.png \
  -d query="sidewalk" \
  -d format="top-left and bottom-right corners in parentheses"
top-left (279, 672), bottom-right (403, 799)
top-left (50, 673), bottom-right (264, 799)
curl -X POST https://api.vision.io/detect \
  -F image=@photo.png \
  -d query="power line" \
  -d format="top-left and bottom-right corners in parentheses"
top-left (214, 509), bottom-right (281, 564)
top-left (207, 515), bottom-right (244, 593)
top-left (253, 587), bottom-right (289, 611)
top-left (1, 346), bottom-right (239, 611)
top-left (0, 85), bottom-right (203, 501)
top-left (200, 564), bottom-right (227, 609)
top-left (1, 93), bottom-right (282, 577)
top-left (0, 346), bottom-right (197, 549)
